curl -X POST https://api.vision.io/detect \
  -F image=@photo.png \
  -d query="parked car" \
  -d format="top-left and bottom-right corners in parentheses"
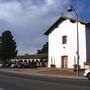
top-left (0, 64), bottom-right (3, 67)
top-left (2, 64), bottom-right (9, 68)
top-left (83, 69), bottom-right (90, 80)
top-left (11, 63), bottom-right (17, 68)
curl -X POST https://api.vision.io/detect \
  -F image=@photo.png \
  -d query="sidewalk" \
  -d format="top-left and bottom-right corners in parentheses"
top-left (0, 68), bottom-right (86, 79)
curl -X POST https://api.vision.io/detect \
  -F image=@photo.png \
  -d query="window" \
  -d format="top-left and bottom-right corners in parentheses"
top-left (62, 36), bottom-right (67, 44)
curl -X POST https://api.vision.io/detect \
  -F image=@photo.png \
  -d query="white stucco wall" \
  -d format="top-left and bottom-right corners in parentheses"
top-left (48, 19), bottom-right (86, 69)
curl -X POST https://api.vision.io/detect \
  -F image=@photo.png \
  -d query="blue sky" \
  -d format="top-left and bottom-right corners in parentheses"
top-left (0, 0), bottom-right (90, 55)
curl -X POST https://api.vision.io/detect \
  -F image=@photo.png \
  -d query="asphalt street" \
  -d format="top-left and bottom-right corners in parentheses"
top-left (0, 71), bottom-right (90, 90)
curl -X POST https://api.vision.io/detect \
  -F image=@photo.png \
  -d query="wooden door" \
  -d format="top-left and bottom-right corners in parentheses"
top-left (61, 56), bottom-right (68, 69)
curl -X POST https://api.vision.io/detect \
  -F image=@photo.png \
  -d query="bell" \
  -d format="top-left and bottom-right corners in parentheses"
top-left (67, 5), bottom-right (73, 12)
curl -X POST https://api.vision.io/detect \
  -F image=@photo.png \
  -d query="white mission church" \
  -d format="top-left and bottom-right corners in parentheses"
top-left (44, 16), bottom-right (90, 69)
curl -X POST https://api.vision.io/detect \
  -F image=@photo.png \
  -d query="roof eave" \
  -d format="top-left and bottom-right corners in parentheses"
top-left (44, 16), bottom-right (66, 35)
top-left (44, 16), bottom-right (90, 35)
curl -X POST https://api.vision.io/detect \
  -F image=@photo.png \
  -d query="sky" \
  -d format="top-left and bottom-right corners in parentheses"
top-left (0, 0), bottom-right (90, 55)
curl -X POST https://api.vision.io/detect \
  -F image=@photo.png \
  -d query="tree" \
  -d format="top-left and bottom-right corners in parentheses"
top-left (0, 30), bottom-right (18, 63)
top-left (37, 42), bottom-right (48, 54)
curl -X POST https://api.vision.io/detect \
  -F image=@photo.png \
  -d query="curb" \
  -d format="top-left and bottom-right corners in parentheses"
top-left (0, 69), bottom-right (87, 80)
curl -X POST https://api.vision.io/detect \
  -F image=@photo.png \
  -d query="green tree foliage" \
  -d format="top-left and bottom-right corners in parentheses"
top-left (0, 30), bottom-right (18, 63)
top-left (37, 42), bottom-right (48, 54)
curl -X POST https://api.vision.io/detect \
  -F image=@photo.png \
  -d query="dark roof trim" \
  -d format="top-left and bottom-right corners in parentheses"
top-left (44, 16), bottom-right (89, 35)
top-left (14, 53), bottom-right (48, 59)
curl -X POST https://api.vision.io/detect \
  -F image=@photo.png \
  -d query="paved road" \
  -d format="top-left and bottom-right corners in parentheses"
top-left (0, 72), bottom-right (90, 90)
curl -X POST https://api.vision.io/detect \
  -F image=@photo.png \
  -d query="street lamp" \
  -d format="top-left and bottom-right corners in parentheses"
top-left (67, 5), bottom-right (79, 77)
